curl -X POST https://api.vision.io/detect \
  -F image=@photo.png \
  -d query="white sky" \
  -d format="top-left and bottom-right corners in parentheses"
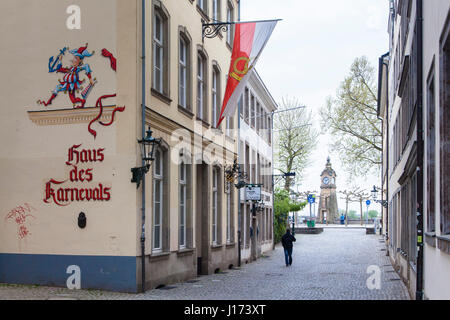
top-left (240, 0), bottom-right (390, 214)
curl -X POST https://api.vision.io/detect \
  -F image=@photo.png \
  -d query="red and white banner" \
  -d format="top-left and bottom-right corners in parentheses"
top-left (216, 20), bottom-right (278, 128)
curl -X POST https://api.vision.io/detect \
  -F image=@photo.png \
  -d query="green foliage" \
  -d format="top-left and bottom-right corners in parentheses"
top-left (320, 56), bottom-right (382, 177)
top-left (273, 188), bottom-right (306, 243)
top-left (368, 210), bottom-right (379, 219)
top-left (274, 97), bottom-right (319, 190)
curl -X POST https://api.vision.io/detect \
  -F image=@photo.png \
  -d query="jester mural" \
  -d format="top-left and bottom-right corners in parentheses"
top-left (36, 43), bottom-right (124, 139)
top-left (37, 44), bottom-right (95, 108)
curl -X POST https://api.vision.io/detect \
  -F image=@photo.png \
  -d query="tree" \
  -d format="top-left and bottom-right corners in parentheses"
top-left (273, 188), bottom-right (306, 243)
top-left (368, 210), bottom-right (379, 219)
top-left (320, 56), bottom-right (382, 177)
top-left (274, 97), bottom-right (319, 190)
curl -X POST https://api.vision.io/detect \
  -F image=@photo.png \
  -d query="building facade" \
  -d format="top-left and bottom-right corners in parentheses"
top-left (378, 0), bottom-right (450, 299)
top-left (238, 70), bottom-right (276, 263)
top-left (0, 0), bottom-right (276, 293)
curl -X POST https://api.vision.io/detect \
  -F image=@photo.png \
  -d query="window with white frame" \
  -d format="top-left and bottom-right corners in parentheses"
top-left (179, 161), bottom-right (187, 248)
top-left (212, 167), bottom-right (219, 244)
top-left (153, 148), bottom-right (163, 252)
top-left (179, 37), bottom-right (188, 109)
top-left (198, 0), bottom-right (207, 13)
top-left (212, 67), bottom-right (220, 127)
top-left (226, 190), bottom-right (231, 243)
top-left (226, 2), bottom-right (234, 46)
top-left (212, 0), bottom-right (220, 21)
top-left (197, 53), bottom-right (206, 120)
top-left (153, 11), bottom-right (164, 93)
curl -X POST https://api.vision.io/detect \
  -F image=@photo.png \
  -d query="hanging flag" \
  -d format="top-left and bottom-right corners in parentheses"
top-left (216, 20), bottom-right (278, 128)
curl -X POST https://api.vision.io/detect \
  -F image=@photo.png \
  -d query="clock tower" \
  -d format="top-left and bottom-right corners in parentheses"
top-left (317, 157), bottom-right (338, 224)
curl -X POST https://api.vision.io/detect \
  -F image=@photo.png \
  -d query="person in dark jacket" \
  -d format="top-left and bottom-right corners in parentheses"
top-left (281, 229), bottom-right (296, 266)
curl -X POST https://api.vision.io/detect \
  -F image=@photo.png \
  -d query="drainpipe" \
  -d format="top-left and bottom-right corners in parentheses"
top-left (378, 52), bottom-right (389, 249)
top-left (140, 0), bottom-right (147, 293)
top-left (415, 0), bottom-right (424, 301)
top-left (237, 0), bottom-right (241, 268)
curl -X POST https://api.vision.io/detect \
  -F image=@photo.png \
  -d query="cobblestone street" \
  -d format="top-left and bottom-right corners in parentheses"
top-left (0, 229), bottom-right (410, 300)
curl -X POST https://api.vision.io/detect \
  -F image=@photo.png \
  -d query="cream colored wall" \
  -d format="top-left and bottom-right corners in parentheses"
top-left (0, 0), bottom-right (139, 256)
top-left (422, 0), bottom-right (450, 300)
top-left (143, 0), bottom-right (239, 254)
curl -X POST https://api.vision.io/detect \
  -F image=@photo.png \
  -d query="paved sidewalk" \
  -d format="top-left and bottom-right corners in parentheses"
top-left (0, 229), bottom-right (410, 300)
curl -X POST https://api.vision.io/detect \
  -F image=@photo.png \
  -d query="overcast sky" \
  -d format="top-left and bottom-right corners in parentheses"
top-left (240, 0), bottom-right (390, 215)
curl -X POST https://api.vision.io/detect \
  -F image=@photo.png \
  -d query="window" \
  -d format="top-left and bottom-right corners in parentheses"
top-left (178, 30), bottom-right (191, 110)
top-left (226, 188), bottom-right (232, 243)
top-left (250, 95), bottom-right (255, 129)
top-left (226, 2), bottom-right (234, 46)
top-left (212, 0), bottom-right (220, 21)
top-left (152, 3), bottom-right (169, 97)
top-left (197, 52), bottom-right (207, 121)
top-left (212, 167), bottom-right (219, 244)
top-left (153, 12), bottom-right (164, 93)
top-left (244, 88), bottom-right (249, 123)
top-left (198, 0), bottom-right (207, 14)
top-left (212, 66), bottom-right (221, 128)
top-left (153, 149), bottom-right (163, 252)
top-left (179, 161), bottom-right (187, 248)
top-left (440, 17), bottom-right (450, 235)
top-left (427, 73), bottom-right (436, 232)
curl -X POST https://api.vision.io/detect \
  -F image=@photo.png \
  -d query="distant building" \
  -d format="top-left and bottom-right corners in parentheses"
top-left (317, 157), bottom-right (338, 224)
top-left (378, 0), bottom-right (450, 299)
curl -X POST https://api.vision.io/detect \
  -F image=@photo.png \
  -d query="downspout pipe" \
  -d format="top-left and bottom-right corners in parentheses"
top-left (237, 0), bottom-right (241, 267)
top-left (416, 0), bottom-right (424, 301)
top-left (378, 52), bottom-right (389, 245)
top-left (140, 0), bottom-right (146, 293)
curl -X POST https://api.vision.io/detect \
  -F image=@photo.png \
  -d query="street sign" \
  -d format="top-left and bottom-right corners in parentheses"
top-left (246, 186), bottom-right (261, 201)
top-left (308, 194), bottom-right (316, 204)
top-left (366, 200), bottom-right (371, 206)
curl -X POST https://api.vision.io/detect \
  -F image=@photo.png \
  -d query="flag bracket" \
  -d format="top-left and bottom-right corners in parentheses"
top-left (202, 22), bottom-right (233, 41)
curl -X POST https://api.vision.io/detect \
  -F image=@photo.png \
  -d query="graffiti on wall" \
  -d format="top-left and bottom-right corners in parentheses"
top-left (36, 44), bottom-right (125, 139)
top-left (44, 144), bottom-right (112, 206)
top-left (4, 203), bottom-right (37, 240)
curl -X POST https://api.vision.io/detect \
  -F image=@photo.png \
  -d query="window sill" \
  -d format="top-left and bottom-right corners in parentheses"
top-left (226, 242), bottom-right (236, 248)
top-left (149, 251), bottom-right (171, 261)
top-left (177, 248), bottom-right (195, 256)
top-left (225, 135), bottom-right (235, 143)
top-left (178, 105), bottom-right (194, 119)
top-left (226, 41), bottom-right (232, 52)
top-left (151, 88), bottom-right (172, 105)
top-left (437, 235), bottom-right (450, 255)
top-left (211, 244), bottom-right (223, 250)
top-left (425, 232), bottom-right (436, 248)
top-left (196, 117), bottom-right (210, 128)
top-left (196, 6), bottom-right (210, 22)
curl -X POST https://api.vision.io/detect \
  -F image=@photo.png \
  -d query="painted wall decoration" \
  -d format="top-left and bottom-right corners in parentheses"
top-left (43, 144), bottom-right (112, 206)
top-left (34, 44), bottom-right (125, 139)
top-left (4, 203), bottom-right (37, 240)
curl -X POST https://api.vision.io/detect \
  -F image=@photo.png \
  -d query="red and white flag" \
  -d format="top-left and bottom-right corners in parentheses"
top-left (216, 20), bottom-right (278, 128)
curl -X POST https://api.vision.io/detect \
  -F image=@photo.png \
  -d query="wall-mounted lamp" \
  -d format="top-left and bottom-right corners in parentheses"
top-left (131, 126), bottom-right (161, 189)
top-left (371, 185), bottom-right (388, 208)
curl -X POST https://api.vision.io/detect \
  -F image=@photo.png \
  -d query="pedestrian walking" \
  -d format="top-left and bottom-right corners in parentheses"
top-left (281, 228), bottom-right (296, 267)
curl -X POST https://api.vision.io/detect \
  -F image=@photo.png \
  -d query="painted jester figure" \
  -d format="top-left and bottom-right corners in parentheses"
top-left (38, 44), bottom-right (95, 109)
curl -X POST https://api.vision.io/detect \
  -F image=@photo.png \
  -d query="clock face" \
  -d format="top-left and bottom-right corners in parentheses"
top-left (323, 177), bottom-right (330, 185)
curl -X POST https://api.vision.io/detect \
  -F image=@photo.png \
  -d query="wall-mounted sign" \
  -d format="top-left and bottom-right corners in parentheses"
top-left (246, 186), bottom-right (261, 201)
top-left (43, 144), bottom-right (111, 206)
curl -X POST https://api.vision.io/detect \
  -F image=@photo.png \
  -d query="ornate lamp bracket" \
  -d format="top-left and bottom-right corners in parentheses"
top-left (202, 22), bottom-right (233, 41)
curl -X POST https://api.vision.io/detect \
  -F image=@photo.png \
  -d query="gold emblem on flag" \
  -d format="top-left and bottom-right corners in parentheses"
top-left (230, 57), bottom-right (253, 82)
